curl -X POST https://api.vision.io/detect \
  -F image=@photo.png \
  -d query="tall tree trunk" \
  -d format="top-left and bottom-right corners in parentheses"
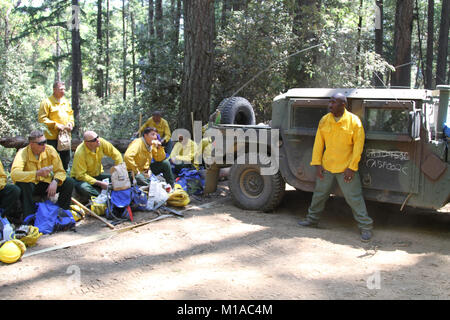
top-left (425, 0), bottom-right (434, 89)
top-left (55, 28), bottom-right (61, 82)
top-left (170, 0), bottom-right (182, 80)
top-left (155, 0), bottom-right (163, 41)
top-left (148, 0), bottom-right (155, 66)
top-left (436, 0), bottom-right (449, 85)
top-left (391, 0), bottom-right (413, 88)
top-left (172, 0), bottom-right (181, 50)
top-left (373, 0), bottom-right (384, 87)
top-left (3, 6), bottom-right (10, 48)
top-left (355, 0), bottom-right (363, 83)
top-left (96, 0), bottom-right (104, 99)
top-left (131, 11), bottom-right (137, 99)
top-left (287, 0), bottom-right (321, 88)
top-left (180, 0), bottom-right (215, 132)
top-left (221, 0), bottom-right (231, 29)
top-left (106, 0), bottom-right (110, 98)
top-left (122, 0), bottom-right (127, 101)
top-left (71, 0), bottom-right (82, 138)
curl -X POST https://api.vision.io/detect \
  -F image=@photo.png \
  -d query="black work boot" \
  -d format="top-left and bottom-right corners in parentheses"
top-left (360, 229), bottom-right (373, 242)
top-left (298, 219), bottom-right (318, 228)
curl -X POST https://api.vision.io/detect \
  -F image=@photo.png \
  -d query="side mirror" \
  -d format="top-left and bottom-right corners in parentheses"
top-left (410, 110), bottom-right (421, 141)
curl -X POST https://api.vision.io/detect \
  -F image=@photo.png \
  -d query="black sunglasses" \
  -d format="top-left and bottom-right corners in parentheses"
top-left (86, 136), bottom-right (99, 143)
top-left (34, 139), bottom-right (47, 146)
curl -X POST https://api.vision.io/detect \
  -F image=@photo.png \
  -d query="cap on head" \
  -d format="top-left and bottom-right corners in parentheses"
top-left (331, 92), bottom-right (347, 106)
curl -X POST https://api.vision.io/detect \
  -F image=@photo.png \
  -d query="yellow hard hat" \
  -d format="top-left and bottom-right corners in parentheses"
top-left (0, 240), bottom-right (26, 264)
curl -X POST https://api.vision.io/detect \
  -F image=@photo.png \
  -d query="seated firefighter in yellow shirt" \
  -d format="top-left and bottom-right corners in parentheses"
top-left (70, 131), bottom-right (123, 199)
top-left (0, 160), bottom-right (21, 225)
top-left (169, 133), bottom-right (198, 176)
top-left (297, 93), bottom-right (373, 242)
top-left (137, 111), bottom-right (173, 155)
top-left (124, 127), bottom-right (174, 187)
top-left (11, 130), bottom-right (75, 220)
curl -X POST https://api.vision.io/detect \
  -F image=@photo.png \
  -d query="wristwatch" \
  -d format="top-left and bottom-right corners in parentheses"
top-left (53, 178), bottom-right (61, 184)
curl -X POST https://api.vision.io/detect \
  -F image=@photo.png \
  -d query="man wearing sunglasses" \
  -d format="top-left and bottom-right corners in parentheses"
top-left (38, 81), bottom-right (74, 171)
top-left (10, 130), bottom-right (75, 222)
top-left (70, 130), bottom-right (123, 199)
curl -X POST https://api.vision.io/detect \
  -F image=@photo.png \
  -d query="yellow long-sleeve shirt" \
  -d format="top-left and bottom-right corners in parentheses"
top-left (70, 138), bottom-right (123, 185)
top-left (138, 117), bottom-right (171, 143)
top-left (170, 139), bottom-right (198, 163)
top-left (124, 137), bottom-right (166, 174)
top-left (195, 137), bottom-right (212, 162)
top-left (0, 160), bottom-right (7, 190)
top-left (38, 95), bottom-right (74, 140)
top-left (11, 145), bottom-right (67, 185)
top-left (310, 109), bottom-right (365, 173)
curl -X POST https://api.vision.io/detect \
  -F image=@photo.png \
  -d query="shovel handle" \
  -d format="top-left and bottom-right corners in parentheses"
top-left (71, 197), bottom-right (115, 229)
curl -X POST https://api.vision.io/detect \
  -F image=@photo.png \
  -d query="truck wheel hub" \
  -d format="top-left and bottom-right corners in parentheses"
top-left (240, 169), bottom-right (264, 197)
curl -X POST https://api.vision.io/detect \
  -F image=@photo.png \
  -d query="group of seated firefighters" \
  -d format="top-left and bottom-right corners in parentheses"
top-left (0, 81), bottom-right (211, 228)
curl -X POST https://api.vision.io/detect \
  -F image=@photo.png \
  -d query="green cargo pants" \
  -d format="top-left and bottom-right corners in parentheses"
top-left (16, 177), bottom-right (75, 217)
top-left (133, 160), bottom-right (175, 187)
top-left (306, 170), bottom-right (373, 231)
top-left (74, 174), bottom-right (111, 198)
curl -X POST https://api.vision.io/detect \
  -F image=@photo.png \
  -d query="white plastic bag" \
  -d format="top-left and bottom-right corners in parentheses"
top-left (145, 180), bottom-right (169, 211)
top-left (93, 178), bottom-right (109, 204)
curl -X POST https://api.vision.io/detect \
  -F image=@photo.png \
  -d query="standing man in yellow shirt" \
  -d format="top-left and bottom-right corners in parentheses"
top-left (298, 93), bottom-right (373, 242)
top-left (0, 160), bottom-right (21, 225)
top-left (11, 130), bottom-right (75, 220)
top-left (38, 81), bottom-right (74, 171)
top-left (137, 111), bottom-right (173, 155)
top-left (70, 131), bottom-right (123, 198)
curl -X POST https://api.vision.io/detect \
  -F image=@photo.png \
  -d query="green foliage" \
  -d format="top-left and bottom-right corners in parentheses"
top-left (78, 92), bottom-right (142, 139)
top-left (214, 1), bottom-right (295, 122)
top-left (0, 42), bottom-right (46, 137)
top-left (0, 0), bottom-right (445, 145)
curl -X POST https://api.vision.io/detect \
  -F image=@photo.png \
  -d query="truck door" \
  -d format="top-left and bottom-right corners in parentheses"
top-left (359, 99), bottom-right (420, 198)
top-left (281, 99), bottom-right (329, 191)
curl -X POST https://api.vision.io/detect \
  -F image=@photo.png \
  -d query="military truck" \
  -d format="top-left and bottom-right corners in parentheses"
top-left (204, 85), bottom-right (450, 213)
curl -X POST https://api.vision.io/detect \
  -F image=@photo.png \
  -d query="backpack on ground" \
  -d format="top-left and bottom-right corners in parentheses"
top-left (105, 188), bottom-right (134, 222)
top-left (131, 185), bottom-right (148, 211)
top-left (175, 168), bottom-right (205, 195)
top-left (24, 200), bottom-right (76, 234)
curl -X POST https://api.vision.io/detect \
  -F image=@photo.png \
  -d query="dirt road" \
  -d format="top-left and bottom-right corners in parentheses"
top-left (1, 182), bottom-right (449, 300)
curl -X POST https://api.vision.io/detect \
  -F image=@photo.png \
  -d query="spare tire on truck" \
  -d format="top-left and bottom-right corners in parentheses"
top-left (218, 97), bottom-right (256, 125)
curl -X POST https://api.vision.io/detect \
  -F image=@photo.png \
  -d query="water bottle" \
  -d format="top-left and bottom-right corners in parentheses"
top-left (0, 217), bottom-right (14, 241)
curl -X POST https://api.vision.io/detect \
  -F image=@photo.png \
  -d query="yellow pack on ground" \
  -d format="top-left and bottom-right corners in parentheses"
top-left (167, 187), bottom-right (190, 207)
top-left (90, 197), bottom-right (106, 216)
top-left (19, 226), bottom-right (42, 247)
top-left (70, 204), bottom-right (84, 221)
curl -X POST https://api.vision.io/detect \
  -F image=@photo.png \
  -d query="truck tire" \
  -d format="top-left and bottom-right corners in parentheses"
top-left (218, 97), bottom-right (256, 125)
top-left (229, 161), bottom-right (285, 212)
